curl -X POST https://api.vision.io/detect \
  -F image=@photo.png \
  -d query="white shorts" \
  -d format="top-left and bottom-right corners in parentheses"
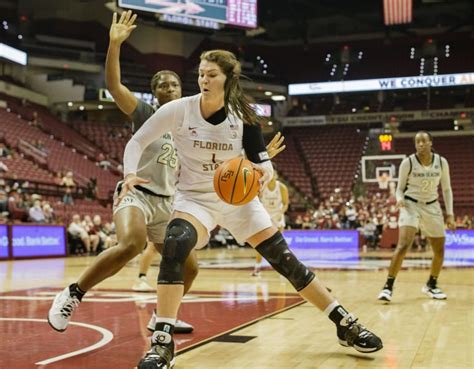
top-left (270, 213), bottom-right (286, 230)
top-left (398, 200), bottom-right (445, 238)
top-left (113, 183), bottom-right (173, 244)
top-left (173, 190), bottom-right (273, 244)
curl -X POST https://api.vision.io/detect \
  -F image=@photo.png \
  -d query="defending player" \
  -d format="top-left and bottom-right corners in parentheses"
top-left (378, 131), bottom-right (456, 302)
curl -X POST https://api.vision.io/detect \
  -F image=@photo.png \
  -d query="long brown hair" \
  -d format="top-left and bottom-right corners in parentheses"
top-left (200, 49), bottom-right (260, 125)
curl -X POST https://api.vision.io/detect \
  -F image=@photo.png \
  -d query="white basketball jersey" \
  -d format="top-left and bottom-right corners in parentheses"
top-left (260, 181), bottom-right (284, 220)
top-left (173, 94), bottom-right (244, 192)
top-left (404, 153), bottom-right (443, 202)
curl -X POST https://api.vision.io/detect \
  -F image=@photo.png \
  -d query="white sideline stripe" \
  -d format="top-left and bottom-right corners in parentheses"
top-left (0, 317), bottom-right (113, 365)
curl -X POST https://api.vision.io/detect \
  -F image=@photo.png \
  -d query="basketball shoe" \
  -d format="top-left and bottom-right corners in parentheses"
top-left (132, 276), bottom-right (155, 292)
top-left (147, 309), bottom-right (194, 333)
top-left (47, 286), bottom-right (81, 332)
top-left (337, 313), bottom-right (383, 353)
top-left (138, 330), bottom-right (176, 369)
top-left (377, 288), bottom-right (393, 302)
top-left (421, 285), bottom-right (447, 300)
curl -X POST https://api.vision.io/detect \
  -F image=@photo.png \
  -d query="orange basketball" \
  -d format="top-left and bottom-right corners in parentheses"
top-left (214, 157), bottom-right (261, 205)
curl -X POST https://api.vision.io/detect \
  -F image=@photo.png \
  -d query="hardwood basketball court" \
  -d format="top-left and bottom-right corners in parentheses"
top-left (1, 248), bottom-right (473, 369)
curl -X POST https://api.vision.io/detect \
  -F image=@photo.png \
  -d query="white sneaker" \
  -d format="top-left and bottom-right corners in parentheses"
top-left (377, 288), bottom-right (392, 302)
top-left (47, 286), bottom-right (81, 332)
top-left (147, 309), bottom-right (194, 333)
top-left (251, 269), bottom-right (261, 277)
top-left (422, 285), bottom-right (447, 300)
top-left (132, 276), bottom-right (155, 292)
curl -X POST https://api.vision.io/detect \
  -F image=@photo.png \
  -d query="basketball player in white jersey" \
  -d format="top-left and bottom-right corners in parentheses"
top-left (47, 10), bottom-right (198, 333)
top-left (252, 170), bottom-right (288, 276)
top-left (119, 49), bottom-right (382, 368)
top-left (378, 131), bottom-right (455, 302)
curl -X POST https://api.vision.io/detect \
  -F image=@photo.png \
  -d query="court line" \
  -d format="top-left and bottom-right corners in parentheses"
top-left (0, 317), bottom-right (113, 365)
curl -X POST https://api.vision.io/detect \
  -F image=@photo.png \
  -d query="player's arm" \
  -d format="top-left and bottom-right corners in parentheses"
top-left (105, 11), bottom-right (138, 115)
top-left (242, 123), bottom-right (273, 189)
top-left (440, 157), bottom-right (455, 230)
top-left (280, 182), bottom-right (289, 213)
top-left (116, 99), bottom-right (183, 205)
top-left (395, 158), bottom-right (410, 208)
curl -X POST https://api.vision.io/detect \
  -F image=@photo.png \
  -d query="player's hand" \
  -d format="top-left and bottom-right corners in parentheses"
top-left (396, 199), bottom-right (405, 209)
top-left (110, 10), bottom-right (137, 45)
top-left (252, 160), bottom-right (274, 193)
top-left (446, 214), bottom-right (456, 231)
top-left (266, 132), bottom-right (286, 159)
top-left (114, 173), bottom-right (150, 206)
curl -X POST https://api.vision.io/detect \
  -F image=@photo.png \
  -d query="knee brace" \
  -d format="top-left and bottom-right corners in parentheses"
top-left (157, 218), bottom-right (197, 285)
top-left (256, 232), bottom-right (315, 291)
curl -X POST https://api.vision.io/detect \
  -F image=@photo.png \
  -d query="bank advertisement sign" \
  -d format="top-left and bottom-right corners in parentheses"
top-left (262, 230), bottom-right (359, 268)
top-left (0, 224), bottom-right (8, 258)
top-left (11, 225), bottom-right (66, 258)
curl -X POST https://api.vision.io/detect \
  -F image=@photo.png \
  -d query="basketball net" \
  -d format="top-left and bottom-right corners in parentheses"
top-left (377, 173), bottom-right (391, 190)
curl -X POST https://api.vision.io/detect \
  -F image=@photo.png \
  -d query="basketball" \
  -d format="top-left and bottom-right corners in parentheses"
top-left (214, 157), bottom-right (261, 205)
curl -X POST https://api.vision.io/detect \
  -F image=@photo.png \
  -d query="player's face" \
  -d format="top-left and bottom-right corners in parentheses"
top-left (198, 60), bottom-right (226, 100)
top-left (414, 133), bottom-right (432, 155)
top-left (154, 74), bottom-right (182, 106)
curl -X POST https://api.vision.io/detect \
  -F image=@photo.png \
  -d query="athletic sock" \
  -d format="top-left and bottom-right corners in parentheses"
top-left (325, 300), bottom-right (350, 327)
top-left (154, 320), bottom-right (175, 345)
top-left (69, 283), bottom-right (86, 302)
top-left (384, 276), bottom-right (395, 291)
top-left (427, 275), bottom-right (438, 289)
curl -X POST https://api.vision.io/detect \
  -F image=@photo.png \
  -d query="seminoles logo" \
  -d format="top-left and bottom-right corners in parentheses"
top-left (242, 167), bottom-right (250, 194)
top-left (221, 170), bottom-right (234, 182)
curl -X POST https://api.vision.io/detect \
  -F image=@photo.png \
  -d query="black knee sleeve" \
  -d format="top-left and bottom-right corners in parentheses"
top-left (158, 218), bottom-right (197, 285)
top-left (256, 232), bottom-right (315, 291)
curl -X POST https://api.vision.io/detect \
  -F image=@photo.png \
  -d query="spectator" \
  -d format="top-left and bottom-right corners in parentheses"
top-left (68, 214), bottom-right (91, 254)
top-left (63, 187), bottom-right (74, 205)
top-left (85, 177), bottom-right (98, 200)
top-left (60, 171), bottom-right (76, 188)
top-left (0, 190), bottom-right (8, 213)
top-left (461, 215), bottom-right (472, 229)
top-left (0, 143), bottom-right (10, 158)
top-left (29, 200), bottom-right (46, 223)
top-left (43, 203), bottom-right (55, 224)
top-left (99, 156), bottom-right (112, 170)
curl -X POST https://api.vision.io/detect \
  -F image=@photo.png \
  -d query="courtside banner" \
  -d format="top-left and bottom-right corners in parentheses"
top-left (289, 72), bottom-right (474, 95)
top-left (11, 225), bottom-right (66, 258)
top-left (445, 230), bottom-right (474, 266)
top-left (0, 224), bottom-right (8, 259)
top-left (262, 230), bottom-right (359, 268)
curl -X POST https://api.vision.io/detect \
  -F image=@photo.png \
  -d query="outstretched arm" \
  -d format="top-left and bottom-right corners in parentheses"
top-left (105, 10), bottom-right (138, 115)
top-left (440, 157), bottom-right (455, 230)
top-left (395, 158), bottom-right (410, 209)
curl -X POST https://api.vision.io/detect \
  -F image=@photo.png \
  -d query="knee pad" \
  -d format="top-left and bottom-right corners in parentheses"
top-left (256, 232), bottom-right (315, 291)
top-left (158, 218), bottom-right (198, 285)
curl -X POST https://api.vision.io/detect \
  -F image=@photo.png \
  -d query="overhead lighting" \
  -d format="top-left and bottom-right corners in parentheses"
top-left (98, 104), bottom-right (104, 110)
top-left (67, 102), bottom-right (73, 107)
top-left (268, 121), bottom-right (273, 126)
top-left (264, 91), bottom-right (273, 96)
top-left (271, 95), bottom-right (286, 101)
top-left (79, 105), bottom-right (85, 111)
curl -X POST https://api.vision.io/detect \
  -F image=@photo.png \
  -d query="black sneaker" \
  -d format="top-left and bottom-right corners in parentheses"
top-left (138, 341), bottom-right (175, 369)
top-left (337, 313), bottom-right (383, 353)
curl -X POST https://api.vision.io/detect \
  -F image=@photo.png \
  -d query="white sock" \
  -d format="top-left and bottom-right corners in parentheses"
top-left (323, 300), bottom-right (340, 316)
top-left (156, 317), bottom-right (177, 326)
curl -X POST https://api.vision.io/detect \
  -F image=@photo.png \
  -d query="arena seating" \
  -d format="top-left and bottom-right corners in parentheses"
top-left (0, 108), bottom-right (119, 199)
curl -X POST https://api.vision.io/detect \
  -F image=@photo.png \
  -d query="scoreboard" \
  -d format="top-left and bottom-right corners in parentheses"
top-left (117, 0), bottom-right (257, 29)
